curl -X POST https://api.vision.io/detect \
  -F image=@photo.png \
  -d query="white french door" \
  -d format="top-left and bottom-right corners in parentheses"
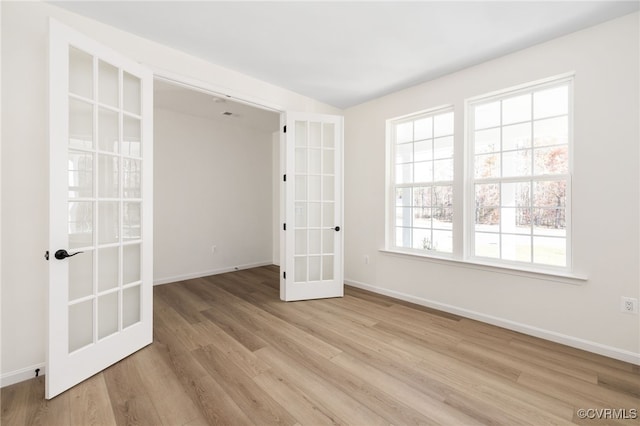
top-left (281, 113), bottom-right (344, 301)
top-left (47, 20), bottom-right (153, 399)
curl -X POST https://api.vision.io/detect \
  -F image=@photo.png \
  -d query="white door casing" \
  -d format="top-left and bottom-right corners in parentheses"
top-left (281, 112), bottom-right (344, 301)
top-left (47, 19), bottom-right (153, 399)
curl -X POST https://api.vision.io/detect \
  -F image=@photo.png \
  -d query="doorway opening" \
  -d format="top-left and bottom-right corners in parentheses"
top-left (152, 78), bottom-right (282, 286)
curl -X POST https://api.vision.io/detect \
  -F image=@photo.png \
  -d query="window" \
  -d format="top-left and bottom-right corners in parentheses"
top-left (389, 108), bottom-right (454, 254)
top-left (386, 75), bottom-right (572, 273)
top-left (469, 78), bottom-right (571, 268)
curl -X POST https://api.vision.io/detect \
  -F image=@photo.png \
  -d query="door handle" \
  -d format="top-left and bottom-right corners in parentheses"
top-left (334, 226), bottom-right (341, 232)
top-left (54, 249), bottom-right (83, 260)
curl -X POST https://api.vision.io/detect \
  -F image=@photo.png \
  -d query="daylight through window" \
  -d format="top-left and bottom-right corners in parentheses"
top-left (390, 108), bottom-right (454, 254)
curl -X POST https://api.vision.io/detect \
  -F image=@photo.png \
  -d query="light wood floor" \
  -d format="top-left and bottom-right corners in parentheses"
top-left (2, 265), bottom-right (639, 425)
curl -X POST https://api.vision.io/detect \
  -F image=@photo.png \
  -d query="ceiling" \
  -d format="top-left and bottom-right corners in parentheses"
top-left (52, 1), bottom-right (639, 109)
top-left (154, 79), bottom-right (280, 132)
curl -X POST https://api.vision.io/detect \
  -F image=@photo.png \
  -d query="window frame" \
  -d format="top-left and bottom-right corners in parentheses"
top-left (384, 74), bottom-right (575, 276)
top-left (464, 75), bottom-right (574, 273)
top-left (386, 105), bottom-right (455, 259)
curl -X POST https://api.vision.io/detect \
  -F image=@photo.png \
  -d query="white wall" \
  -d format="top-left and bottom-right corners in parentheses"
top-left (0, 1), bottom-right (339, 384)
top-left (154, 107), bottom-right (274, 284)
top-left (344, 12), bottom-right (639, 363)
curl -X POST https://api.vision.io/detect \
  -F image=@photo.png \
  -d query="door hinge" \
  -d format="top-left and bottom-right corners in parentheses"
top-left (283, 174), bottom-right (287, 182)
top-left (283, 223), bottom-right (286, 231)
top-left (283, 271), bottom-right (286, 279)
top-left (44, 250), bottom-right (49, 261)
top-left (283, 125), bottom-right (287, 133)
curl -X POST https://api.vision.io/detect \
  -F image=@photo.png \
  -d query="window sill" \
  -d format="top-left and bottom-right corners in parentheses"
top-left (379, 249), bottom-right (588, 285)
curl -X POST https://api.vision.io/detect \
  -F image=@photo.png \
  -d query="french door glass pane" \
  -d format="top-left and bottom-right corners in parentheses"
top-left (322, 256), bottom-right (334, 280)
top-left (98, 155), bottom-right (119, 198)
top-left (98, 61), bottom-right (119, 108)
top-left (69, 300), bottom-right (93, 352)
top-left (294, 257), bottom-right (306, 282)
top-left (123, 116), bottom-right (141, 157)
top-left (69, 47), bottom-right (93, 99)
top-left (68, 151), bottom-right (93, 198)
top-left (123, 285), bottom-right (141, 328)
top-left (69, 99), bottom-right (93, 149)
top-left (309, 122), bottom-right (321, 147)
top-left (98, 108), bottom-right (119, 153)
top-left (98, 291), bottom-right (119, 339)
top-left (68, 201), bottom-right (93, 249)
top-left (123, 158), bottom-right (142, 198)
top-left (123, 244), bottom-right (141, 284)
top-left (98, 247), bottom-right (119, 292)
top-left (98, 202), bottom-right (120, 244)
top-left (69, 251), bottom-right (93, 300)
top-left (123, 72), bottom-right (141, 115)
top-left (123, 202), bottom-right (141, 241)
top-left (309, 256), bottom-right (321, 281)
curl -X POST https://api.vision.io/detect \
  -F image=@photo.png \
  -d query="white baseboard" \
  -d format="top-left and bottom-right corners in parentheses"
top-left (345, 278), bottom-right (640, 365)
top-left (154, 261), bottom-right (274, 286)
top-left (1, 363), bottom-right (45, 388)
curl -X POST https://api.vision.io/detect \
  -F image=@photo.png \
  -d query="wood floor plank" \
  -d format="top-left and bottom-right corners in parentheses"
top-left (2, 265), bottom-right (639, 426)
top-left (68, 373), bottom-right (117, 426)
top-left (193, 344), bottom-right (297, 426)
top-left (102, 355), bottom-right (164, 426)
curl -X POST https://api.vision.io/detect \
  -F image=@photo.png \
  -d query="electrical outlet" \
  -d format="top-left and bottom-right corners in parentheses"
top-left (620, 297), bottom-right (638, 314)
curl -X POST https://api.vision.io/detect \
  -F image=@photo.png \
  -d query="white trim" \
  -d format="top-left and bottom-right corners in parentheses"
top-left (153, 261), bottom-right (274, 286)
top-left (1, 363), bottom-right (46, 388)
top-left (380, 248), bottom-right (587, 284)
top-left (152, 67), bottom-right (284, 114)
top-left (344, 278), bottom-right (639, 365)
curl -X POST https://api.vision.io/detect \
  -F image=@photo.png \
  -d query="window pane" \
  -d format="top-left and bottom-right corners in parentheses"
top-left (502, 93), bottom-right (531, 125)
top-left (502, 150), bottom-right (531, 177)
top-left (395, 207), bottom-right (411, 227)
top-left (69, 47), bottom-right (93, 99)
top-left (475, 153), bottom-right (500, 178)
top-left (503, 122), bottom-right (531, 151)
top-left (475, 184), bottom-right (500, 207)
top-left (414, 117), bottom-right (432, 140)
top-left (534, 85), bottom-right (568, 119)
top-left (413, 186), bottom-right (432, 207)
top-left (433, 208), bottom-right (452, 230)
top-left (533, 116), bottom-right (568, 147)
top-left (474, 101), bottom-right (500, 130)
top-left (475, 232), bottom-right (500, 258)
top-left (433, 136), bottom-right (453, 159)
top-left (533, 180), bottom-right (566, 207)
top-left (533, 237), bottom-right (566, 266)
top-left (434, 112), bottom-right (454, 137)
top-left (432, 230), bottom-right (453, 253)
top-left (533, 208), bottom-right (566, 235)
top-left (396, 121), bottom-right (413, 143)
top-left (395, 227), bottom-right (412, 248)
top-left (433, 185), bottom-right (453, 208)
top-left (414, 140), bottom-right (432, 162)
top-left (434, 159), bottom-right (453, 181)
top-left (414, 161), bottom-right (432, 183)
top-left (395, 164), bottom-right (413, 184)
top-left (474, 128), bottom-right (500, 154)
top-left (502, 182), bottom-right (530, 208)
top-left (475, 208), bottom-right (499, 232)
top-left (502, 234), bottom-right (531, 262)
top-left (396, 187), bottom-right (411, 207)
top-left (396, 143), bottom-right (413, 164)
top-left (534, 146), bottom-right (568, 175)
top-left (413, 207), bottom-right (430, 229)
top-left (412, 228), bottom-right (430, 250)
top-left (501, 207), bottom-right (531, 234)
